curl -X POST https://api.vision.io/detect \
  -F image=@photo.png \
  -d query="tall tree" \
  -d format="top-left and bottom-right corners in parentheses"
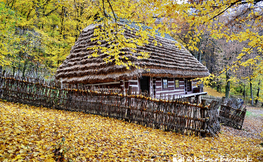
top-left (0, 0), bottom-right (262, 103)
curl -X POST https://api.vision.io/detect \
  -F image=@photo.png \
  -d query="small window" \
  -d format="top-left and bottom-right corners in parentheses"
top-left (163, 79), bottom-right (168, 89)
top-left (192, 80), bottom-right (197, 88)
top-left (175, 79), bottom-right (179, 89)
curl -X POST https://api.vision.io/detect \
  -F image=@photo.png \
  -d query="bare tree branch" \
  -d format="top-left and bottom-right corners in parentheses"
top-left (209, 0), bottom-right (242, 21)
top-left (106, 0), bottom-right (117, 22)
top-left (102, 0), bottom-right (107, 17)
top-left (44, 7), bottom-right (59, 17)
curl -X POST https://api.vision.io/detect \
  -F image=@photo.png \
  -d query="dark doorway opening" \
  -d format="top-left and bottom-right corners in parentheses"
top-left (140, 76), bottom-right (150, 95)
top-left (185, 79), bottom-right (192, 92)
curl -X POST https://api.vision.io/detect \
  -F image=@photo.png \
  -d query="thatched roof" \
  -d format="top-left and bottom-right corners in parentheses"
top-left (56, 23), bottom-right (210, 84)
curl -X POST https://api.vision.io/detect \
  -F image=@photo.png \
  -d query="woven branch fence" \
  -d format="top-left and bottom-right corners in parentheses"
top-left (0, 75), bottom-right (220, 137)
top-left (202, 96), bottom-right (246, 130)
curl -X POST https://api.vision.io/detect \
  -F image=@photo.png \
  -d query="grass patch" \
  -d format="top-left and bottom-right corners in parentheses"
top-left (246, 111), bottom-right (252, 117)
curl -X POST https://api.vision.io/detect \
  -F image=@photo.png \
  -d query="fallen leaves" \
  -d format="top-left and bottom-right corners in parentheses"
top-left (221, 106), bottom-right (263, 139)
top-left (204, 86), bottom-right (225, 98)
top-left (0, 100), bottom-right (262, 161)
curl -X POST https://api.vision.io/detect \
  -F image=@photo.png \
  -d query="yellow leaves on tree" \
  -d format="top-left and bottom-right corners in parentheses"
top-left (1, 0), bottom-right (262, 76)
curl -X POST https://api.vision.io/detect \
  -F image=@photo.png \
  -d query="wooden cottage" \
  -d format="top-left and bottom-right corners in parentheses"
top-left (56, 22), bottom-right (210, 99)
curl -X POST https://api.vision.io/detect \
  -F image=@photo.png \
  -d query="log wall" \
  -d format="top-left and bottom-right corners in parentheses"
top-left (153, 78), bottom-right (185, 99)
top-left (78, 77), bottom-right (199, 100)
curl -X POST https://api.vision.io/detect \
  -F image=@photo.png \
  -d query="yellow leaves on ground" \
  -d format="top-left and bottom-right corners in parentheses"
top-left (0, 100), bottom-right (262, 161)
top-left (204, 86), bottom-right (225, 98)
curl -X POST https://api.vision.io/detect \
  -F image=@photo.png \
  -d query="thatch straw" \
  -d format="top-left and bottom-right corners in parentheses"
top-left (56, 23), bottom-right (210, 84)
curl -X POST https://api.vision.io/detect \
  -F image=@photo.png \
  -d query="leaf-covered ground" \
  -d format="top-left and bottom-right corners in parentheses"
top-left (221, 106), bottom-right (263, 139)
top-left (204, 86), bottom-right (225, 98)
top-left (0, 100), bottom-right (262, 161)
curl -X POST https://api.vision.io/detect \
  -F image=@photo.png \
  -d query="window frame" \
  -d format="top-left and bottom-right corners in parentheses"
top-left (162, 78), bottom-right (168, 89)
top-left (175, 79), bottom-right (180, 89)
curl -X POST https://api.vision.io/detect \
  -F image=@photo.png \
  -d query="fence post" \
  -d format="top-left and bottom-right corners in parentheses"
top-left (195, 95), bottom-right (200, 104)
top-left (240, 108), bottom-right (246, 129)
top-left (201, 99), bottom-right (207, 137)
top-left (127, 86), bottom-right (132, 121)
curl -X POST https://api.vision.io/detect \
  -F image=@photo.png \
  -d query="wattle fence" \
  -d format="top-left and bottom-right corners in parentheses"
top-left (219, 103), bottom-right (246, 130)
top-left (202, 96), bottom-right (247, 130)
top-left (0, 75), bottom-right (220, 137)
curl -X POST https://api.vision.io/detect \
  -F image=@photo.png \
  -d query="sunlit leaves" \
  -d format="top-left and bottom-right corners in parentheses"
top-left (1, 0), bottom-right (262, 77)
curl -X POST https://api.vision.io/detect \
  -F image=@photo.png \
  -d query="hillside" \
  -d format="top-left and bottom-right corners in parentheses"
top-left (204, 86), bottom-right (225, 98)
top-left (0, 100), bottom-right (262, 161)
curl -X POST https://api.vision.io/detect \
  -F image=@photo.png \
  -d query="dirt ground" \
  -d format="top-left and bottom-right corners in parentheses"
top-left (221, 106), bottom-right (263, 139)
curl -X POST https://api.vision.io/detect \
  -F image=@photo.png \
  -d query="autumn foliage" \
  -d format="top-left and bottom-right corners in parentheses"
top-left (0, 100), bottom-right (262, 161)
top-left (0, 0), bottom-right (262, 102)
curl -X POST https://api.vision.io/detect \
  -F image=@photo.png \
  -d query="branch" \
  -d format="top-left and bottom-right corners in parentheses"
top-left (208, 0), bottom-right (242, 21)
top-left (225, 5), bottom-right (253, 26)
top-left (175, 33), bottom-right (187, 44)
top-left (44, 7), bottom-right (59, 17)
top-left (106, 0), bottom-right (117, 22)
top-left (26, 8), bottom-right (33, 21)
top-left (254, 0), bottom-right (263, 4)
top-left (44, 0), bottom-right (51, 7)
top-left (102, 0), bottom-right (107, 17)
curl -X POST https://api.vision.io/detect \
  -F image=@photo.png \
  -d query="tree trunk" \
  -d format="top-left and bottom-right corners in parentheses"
top-left (198, 51), bottom-right (202, 63)
top-left (216, 82), bottom-right (221, 92)
top-left (243, 83), bottom-right (246, 104)
top-left (225, 70), bottom-right (230, 98)
top-left (250, 78), bottom-right (253, 106)
top-left (18, 61), bottom-right (21, 76)
top-left (197, 41), bottom-right (202, 63)
top-left (12, 66), bottom-right (16, 76)
top-left (35, 63), bottom-right (39, 78)
top-left (22, 60), bottom-right (28, 78)
top-left (255, 80), bottom-right (260, 106)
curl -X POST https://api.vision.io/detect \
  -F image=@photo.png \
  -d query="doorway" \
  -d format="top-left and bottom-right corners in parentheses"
top-left (140, 76), bottom-right (150, 95)
top-left (185, 79), bottom-right (192, 92)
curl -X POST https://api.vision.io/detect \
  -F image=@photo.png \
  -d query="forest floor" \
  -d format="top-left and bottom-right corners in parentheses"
top-left (221, 106), bottom-right (263, 139)
top-left (0, 100), bottom-right (262, 161)
top-left (204, 86), bottom-right (225, 98)
top-left (204, 86), bottom-right (263, 139)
